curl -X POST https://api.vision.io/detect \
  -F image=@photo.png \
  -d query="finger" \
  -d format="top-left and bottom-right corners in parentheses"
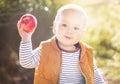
top-left (17, 21), bottom-right (20, 29)
top-left (20, 24), bottom-right (25, 29)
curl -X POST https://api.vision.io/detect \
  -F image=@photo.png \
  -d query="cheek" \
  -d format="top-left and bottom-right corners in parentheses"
top-left (75, 32), bottom-right (83, 39)
top-left (54, 26), bottom-right (63, 35)
top-left (53, 24), bottom-right (60, 34)
top-left (56, 28), bottom-right (62, 36)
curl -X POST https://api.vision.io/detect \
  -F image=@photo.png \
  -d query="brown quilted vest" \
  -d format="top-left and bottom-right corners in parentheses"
top-left (34, 37), bottom-right (94, 84)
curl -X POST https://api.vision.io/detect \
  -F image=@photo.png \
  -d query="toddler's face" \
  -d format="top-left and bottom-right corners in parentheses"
top-left (54, 10), bottom-right (86, 46)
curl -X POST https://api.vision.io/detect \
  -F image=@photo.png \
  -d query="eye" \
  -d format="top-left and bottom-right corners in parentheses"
top-left (61, 24), bottom-right (67, 27)
top-left (74, 27), bottom-right (80, 30)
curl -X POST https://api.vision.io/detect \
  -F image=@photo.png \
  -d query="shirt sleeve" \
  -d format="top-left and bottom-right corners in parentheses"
top-left (94, 65), bottom-right (105, 84)
top-left (19, 41), bottom-right (40, 68)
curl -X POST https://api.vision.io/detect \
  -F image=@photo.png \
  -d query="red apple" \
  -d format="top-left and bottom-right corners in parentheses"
top-left (19, 14), bottom-right (37, 32)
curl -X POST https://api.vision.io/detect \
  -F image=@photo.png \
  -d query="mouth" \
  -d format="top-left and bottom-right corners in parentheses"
top-left (64, 35), bottom-right (72, 40)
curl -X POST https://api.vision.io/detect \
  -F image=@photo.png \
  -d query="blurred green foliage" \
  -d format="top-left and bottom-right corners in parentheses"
top-left (0, 0), bottom-right (120, 84)
top-left (82, 1), bottom-right (120, 83)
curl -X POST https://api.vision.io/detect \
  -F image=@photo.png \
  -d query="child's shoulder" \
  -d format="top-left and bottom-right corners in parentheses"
top-left (80, 41), bottom-right (93, 56)
top-left (80, 41), bottom-right (93, 51)
top-left (40, 39), bottom-right (52, 46)
top-left (40, 36), bottom-right (56, 47)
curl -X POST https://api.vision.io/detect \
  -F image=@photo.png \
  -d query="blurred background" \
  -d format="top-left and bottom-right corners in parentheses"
top-left (0, 0), bottom-right (120, 84)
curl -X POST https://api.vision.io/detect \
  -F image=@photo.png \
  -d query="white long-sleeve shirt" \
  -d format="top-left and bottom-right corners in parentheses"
top-left (19, 42), bottom-right (105, 84)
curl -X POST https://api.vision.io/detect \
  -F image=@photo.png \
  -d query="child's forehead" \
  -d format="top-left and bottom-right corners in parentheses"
top-left (58, 8), bottom-right (87, 21)
top-left (54, 4), bottom-right (87, 26)
top-left (61, 9), bottom-right (83, 16)
top-left (57, 9), bottom-right (87, 28)
top-left (60, 10), bottom-right (86, 21)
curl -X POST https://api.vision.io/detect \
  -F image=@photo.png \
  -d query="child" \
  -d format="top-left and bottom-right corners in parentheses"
top-left (17, 4), bottom-right (104, 84)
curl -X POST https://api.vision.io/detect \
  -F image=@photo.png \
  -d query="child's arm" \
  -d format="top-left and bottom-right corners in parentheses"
top-left (17, 21), bottom-right (40, 68)
top-left (19, 41), bottom-right (40, 68)
top-left (94, 65), bottom-right (105, 84)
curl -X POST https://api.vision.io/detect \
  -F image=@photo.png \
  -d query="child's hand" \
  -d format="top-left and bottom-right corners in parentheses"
top-left (17, 14), bottom-right (37, 43)
top-left (17, 21), bottom-right (34, 43)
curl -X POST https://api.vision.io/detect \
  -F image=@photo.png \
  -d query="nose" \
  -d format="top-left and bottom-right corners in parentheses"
top-left (66, 27), bottom-right (73, 34)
